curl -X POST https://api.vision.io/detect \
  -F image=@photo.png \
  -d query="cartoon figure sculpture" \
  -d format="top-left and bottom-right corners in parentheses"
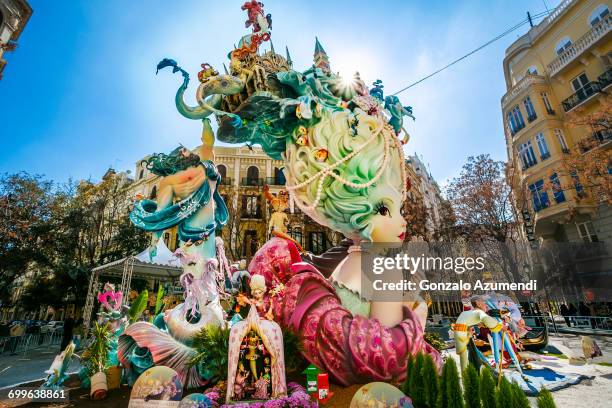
top-left (119, 94), bottom-right (229, 388)
top-left (226, 306), bottom-right (286, 403)
top-left (42, 342), bottom-right (75, 389)
top-left (263, 185), bottom-right (304, 251)
top-left (237, 274), bottom-right (275, 321)
top-left (453, 297), bottom-right (502, 371)
top-left (155, 3), bottom-right (439, 386)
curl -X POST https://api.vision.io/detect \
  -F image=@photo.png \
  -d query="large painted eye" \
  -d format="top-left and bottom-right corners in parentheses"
top-left (376, 205), bottom-right (390, 217)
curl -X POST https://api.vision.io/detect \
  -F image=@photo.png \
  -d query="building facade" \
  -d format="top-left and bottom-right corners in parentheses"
top-left (0, 0), bottom-right (31, 79)
top-left (501, 0), bottom-right (611, 243)
top-left (406, 154), bottom-right (444, 238)
top-left (129, 145), bottom-right (341, 261)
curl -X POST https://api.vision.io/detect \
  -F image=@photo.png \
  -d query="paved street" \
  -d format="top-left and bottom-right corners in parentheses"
top-left (0, 347), bottom-right (82, 389)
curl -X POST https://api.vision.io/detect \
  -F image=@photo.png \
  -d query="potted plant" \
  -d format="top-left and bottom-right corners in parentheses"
top-left (81, 322), bottom-right (111, 399)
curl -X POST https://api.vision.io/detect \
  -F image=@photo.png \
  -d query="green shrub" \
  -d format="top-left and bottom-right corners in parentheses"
top-left (437, 357), bottom-right (463, 408)
top-left (422, 354), bottom-right (439, 408)
top-left (463, 365), bottom-right (480, 408)
top-left (425, 331), bottom-right (446, 352)
top-left (536, 388), bottom-right (556, 408)
top-left (189, 324), bottom-right (230, 381)
top-left (402, 353), bottom-right (415, 395)
top-left (479, 369), bottom-right (496, 408)
top-left (510, 381), bottom-right (530, 408)
top-left (409, 353), bottom-right (426, 408)
top-left (495, 377), bottom-right (513, 408)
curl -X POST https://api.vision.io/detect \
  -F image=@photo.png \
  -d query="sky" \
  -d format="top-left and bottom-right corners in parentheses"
top-left (0, 0), bottom-right (560, 187)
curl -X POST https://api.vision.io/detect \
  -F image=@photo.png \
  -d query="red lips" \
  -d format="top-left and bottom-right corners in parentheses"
top-left (399, 232), bottom-right (406, 241)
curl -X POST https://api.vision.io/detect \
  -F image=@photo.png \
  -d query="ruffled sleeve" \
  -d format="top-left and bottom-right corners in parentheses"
top-left (272, 262), bottom-right (441, 386)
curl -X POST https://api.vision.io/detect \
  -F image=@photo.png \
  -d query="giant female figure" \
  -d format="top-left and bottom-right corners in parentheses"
top-left (210, 63), bottom-right (440, 383)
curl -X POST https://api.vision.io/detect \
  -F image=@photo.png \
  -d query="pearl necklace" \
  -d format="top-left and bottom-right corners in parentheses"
top-left (286, 123), bottom-right (399, 211)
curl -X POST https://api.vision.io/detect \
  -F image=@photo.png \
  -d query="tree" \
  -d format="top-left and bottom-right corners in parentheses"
top-left (0, 173), bottom-right (57, 303)
top-left (408, 352), bottom-right (426, 408)
top-left (510, 381), bottom-right (530, 408)
top-left (422, 353), bottom-right (440, 408)
top-left (403, 194), bottom-right (431, 240)
top-left (495, 376), bottom-right (513, 408)
top-left (536, 388), bottom-right (556, 408)
top-left (18, 170), bottom-right (147, 310)
top-left (446, 155), bottom-right (528, 283)
top-left (462, 365), bottom-right (480, 408)
top-left (479, 369), bottom-right (496, 408)
top-left (437, 357), bottom-right (463, 408)
top-left (549, 95), bottom-right (612, 211)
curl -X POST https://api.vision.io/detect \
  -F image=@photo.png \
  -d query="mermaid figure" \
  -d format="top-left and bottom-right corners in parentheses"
top-left (118, 118), bottom-right (229, 389)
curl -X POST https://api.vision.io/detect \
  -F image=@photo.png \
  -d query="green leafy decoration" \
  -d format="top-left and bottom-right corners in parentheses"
top-left (150, 285), bottom-right (165, 322)
top-left (283, 328), bottom-right (307, 373)
top-left (189, 324), bottom-right (231, 382)
top-left (81, 322), bottom-right (111, 377)
top-left (128, 289), bottom-right (148, 323)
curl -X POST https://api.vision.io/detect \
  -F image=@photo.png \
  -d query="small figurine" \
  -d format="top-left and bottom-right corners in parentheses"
top-left (233, 362), bottom-right (249, 400)
top-left (263, 185), bottom-right (304, 251)
top-left (197, 63), bottom-right (219, 83)
top-left (295, 126), bottom-right (309, 145)
top-left (243, 330), bottom-right (264, 380)
top-left (253, 374), bottom-right (270, 399)
top-left (237, 275), bottom-right (275, 322)
top-left (314, 148), bottom-right (328, 162)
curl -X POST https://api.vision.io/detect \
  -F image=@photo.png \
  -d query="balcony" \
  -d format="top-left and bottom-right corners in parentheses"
top-left (219, 177), bottom-right (233, 186)
top-left (241, 177), bottom-right (264, 187)
top-left (501, 74), bottom-right (547, 107)
top-left (547, 13), bottom-right (612, 76)
top-left (561, 81), bottom-right (601, 112)
top-left (265, 177), bottom-right (286, 186)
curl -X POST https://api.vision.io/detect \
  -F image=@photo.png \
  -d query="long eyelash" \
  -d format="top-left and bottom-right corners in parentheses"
top-left (373, 201), bottom-right (386, 213)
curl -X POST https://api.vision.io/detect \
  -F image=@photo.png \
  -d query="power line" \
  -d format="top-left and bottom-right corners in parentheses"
top-left (392, 10), bottom-right (550, 96)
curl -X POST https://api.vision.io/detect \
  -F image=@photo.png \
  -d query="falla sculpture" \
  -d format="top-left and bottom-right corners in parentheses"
top-left (119, 0), bottom-right (438, 393)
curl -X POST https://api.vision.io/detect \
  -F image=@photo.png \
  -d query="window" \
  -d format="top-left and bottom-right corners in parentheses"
top-left (139, 169), bottom-right (144, 180)
top-left (274, 167), bottom-right (286, 185)
top-left (150, 185), bottom-right (157, 199)
top-left (242, 195), bottom-right (260, 218)
top-left (526, 66), bottom-right (538, 75)
top-left (555, 37), bottom-right (572, 55)
top-left (576, 221), bottom-right (599, 242)
top-left (554, 129), bottom-right (569, 153)
top-left (523, 96), bottom-right (537, 122)
top-left (549, 173), bottom-right (566, 203)
top-left (246, 166), bottom-right (260, 186)
top-left (243, 230), bottom-right (258, 257)
top-left (217, 164), bottom-right (227, 179)
top-left (571, 171), bottom-right (586, 197)
top-left (528, 180), bottom-right (549, 211)
top-left (309, 231), bottom-right (325, 254)
top-left (589, 5), bottom-right (609, 26)
top-left (518, 141), bottom-right (538, 169)
top-left (540, 92), bottom-right (555, 114)
top-left (163, 232), bottom-right (170, 246)
top-left (536, 133), bottom-right (550, 160)
top-left (289, 226), bottom-right (302, 246)
top-left (507, 105), bottom-right (525, 135)
top-left (571, 72), bottom-right (595, 100)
